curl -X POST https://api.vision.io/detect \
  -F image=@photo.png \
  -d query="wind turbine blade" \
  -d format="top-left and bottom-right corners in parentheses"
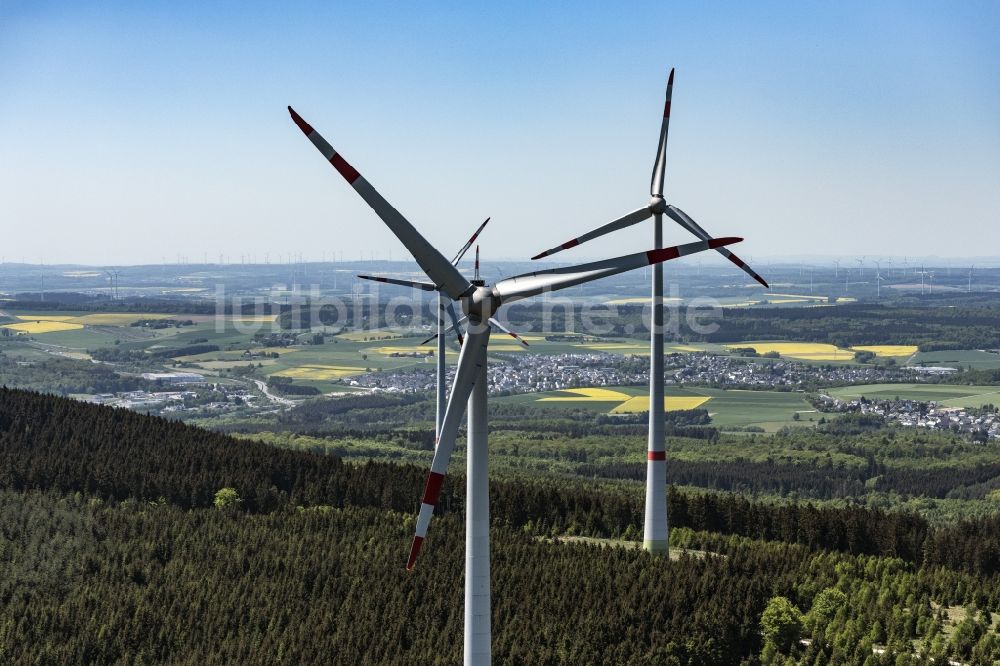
top-left (421, 313), bottom-right (468, 345)
top-left (451, 217), bottom-right (491, 266)
top-left (488, 318), bottom-right (529, 347)
top-left (407, 326), bottom-right (491, 570)
top-left (665, 205), bottom-right (770, 288)
top-left (530, 207), bottom-right (653, 260)
top-left (357, 275), bottom-right (437, 291)
top-left (444, 301), bottom-right (465, 346)
top-left (498, 238), bottom-right (742, 303)
top-left (650, 68), bottom-right (675, 198)
top-left (288, 107), bottom-right (473, 300)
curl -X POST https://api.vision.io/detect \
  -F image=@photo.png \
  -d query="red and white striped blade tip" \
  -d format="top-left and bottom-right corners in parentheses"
top-left (724, 252), bottom-right (769, 288)
top-left (288, 106), bottom-right (313, 135)
top-left (531, 238), bottom-right (579, 261)
top-left (406, 536), bottom-right (424, 571)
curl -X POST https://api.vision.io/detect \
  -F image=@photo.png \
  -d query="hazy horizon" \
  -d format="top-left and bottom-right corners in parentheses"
top-left (3, 1), bottom-right (998, 265)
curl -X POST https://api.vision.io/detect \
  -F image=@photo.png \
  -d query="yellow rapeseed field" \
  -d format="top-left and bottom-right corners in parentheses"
top-left (611, 396), bottom-right (711, 414)
top-left (372, 346), bottom-right (431, 355)
top-left (488, 344), bottom-right (527, 352)
top-left (225, 314), bottom-right (278, 324)
top-left (538, 388), bottom-right (631, 402)
top-left (726, 342), bottom-right (853, 361)
top-left (850, 345), bottom-right (918, 357)
top-left (270, 365), bottom-right (362, 380)
top-left (72, 313), bottom-right (173, 325)
top-left (15, 315), bottom-right (77, 322)
top-left (3, 321), bottom-right (85, 334)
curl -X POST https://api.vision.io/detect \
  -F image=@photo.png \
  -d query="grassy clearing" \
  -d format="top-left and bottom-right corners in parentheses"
top-left (337, 329), bottom-right (404, 342)
top-left (580, 343), bottom-right (650, 354)
top-left (850, 345), bottom-right (918, 357)
top-left (912, 349), bottom-right (1000, 370)
top-left (71, 313), bottom-right (174, 325)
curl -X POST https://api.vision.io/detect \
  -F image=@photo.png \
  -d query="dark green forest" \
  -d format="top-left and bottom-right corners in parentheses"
top-left (1, 388), bottom-right (998, 664)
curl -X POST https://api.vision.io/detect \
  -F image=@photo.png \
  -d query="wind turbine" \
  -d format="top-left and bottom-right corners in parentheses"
top-left (528, 69), bottom-right (767, 556)
top-left (288, 105), bottom-right (742, 665)
top-left (856, 256), bottom-right (865, 278)
top-left (876, 267), bottom-right (885, 300)
top-left (359, 217), bottom-right (492, 437)
top-left (917, 265), bottom-right (928, 295)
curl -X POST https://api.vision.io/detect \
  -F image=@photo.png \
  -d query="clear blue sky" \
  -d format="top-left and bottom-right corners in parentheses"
top-left (2, 0), bottom-right (998, 265)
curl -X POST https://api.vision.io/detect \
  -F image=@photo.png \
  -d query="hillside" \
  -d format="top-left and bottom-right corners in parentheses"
top-left (0, 388), bottom-right (998, 664)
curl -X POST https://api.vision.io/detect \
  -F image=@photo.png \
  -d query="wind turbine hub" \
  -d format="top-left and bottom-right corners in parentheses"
top-left (648, 196), bottom-right (667, 215)
top-left (462, 285), bottom-right (500, 321)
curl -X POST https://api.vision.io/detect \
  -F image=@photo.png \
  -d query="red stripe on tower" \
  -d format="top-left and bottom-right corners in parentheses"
top-left (421, 471), bottom-right (445, 505)
top-left (648, 451), bottom-right (666, 461)
top-left (330, 153), bottom-right (361, 184)
top-left (406, 536), bottom-right (424, 571)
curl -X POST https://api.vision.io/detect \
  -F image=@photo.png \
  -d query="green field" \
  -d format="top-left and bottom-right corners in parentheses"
top-left (911, 349), bottom-right (1000, 370)
top-left (827, 383), bottom-right (1000, 408)
top-left (498, 385), bottom-right (817, 432)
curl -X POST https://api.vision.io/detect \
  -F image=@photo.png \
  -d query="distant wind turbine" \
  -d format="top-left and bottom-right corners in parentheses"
top-left (529, 69), bottom-right (767, 557)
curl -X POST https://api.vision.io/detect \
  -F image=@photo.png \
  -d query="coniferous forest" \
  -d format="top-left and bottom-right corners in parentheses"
top-left (1, 387), bottom-right (999, 664)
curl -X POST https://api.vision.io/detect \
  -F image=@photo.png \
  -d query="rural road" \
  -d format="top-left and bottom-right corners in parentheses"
top-left (252, 379), bottom-right (297, 407)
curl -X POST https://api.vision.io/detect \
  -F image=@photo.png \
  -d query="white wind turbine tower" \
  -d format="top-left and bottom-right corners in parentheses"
top-left (529, 68), bottom-right (767, 556)
top-left (876, 267), bottom-right (885, 300)
top-left (289, 105), bottom-right (743, 665)
top-left (856, 256), bottom-right (865, 278)
top-left (917, 265), bottom-right (928, 295)
top-left (358, 217), bottom-right (493, 437)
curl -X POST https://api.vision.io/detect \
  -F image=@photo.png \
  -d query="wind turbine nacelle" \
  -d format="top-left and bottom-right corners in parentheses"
top-left (461, 285), bottom-right (502, 323)
top-left (648, 196), bottom-right (667, 215)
